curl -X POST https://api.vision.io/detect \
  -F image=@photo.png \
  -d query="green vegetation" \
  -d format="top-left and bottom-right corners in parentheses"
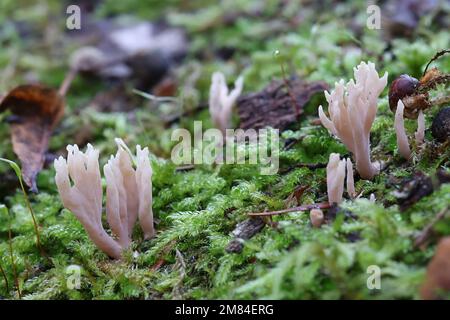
top-left (0, 0), bottom-right (449, 299)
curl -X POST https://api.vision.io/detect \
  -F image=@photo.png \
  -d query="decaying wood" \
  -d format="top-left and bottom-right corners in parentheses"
top-left (226, 217), bottom-right (266, 253)
top-left (237, 78), bottom-right (328, 131)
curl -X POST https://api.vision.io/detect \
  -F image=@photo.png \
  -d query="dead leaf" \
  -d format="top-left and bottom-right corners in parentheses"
top-left (421, 237), bottom-right (450, 299)
top-left (0, 84), bottom-right (64, 192)
top-left (237, 78), bottom-right (328, 130)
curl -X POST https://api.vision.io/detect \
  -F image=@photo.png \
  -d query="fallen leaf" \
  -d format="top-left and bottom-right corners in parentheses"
top-left (421, 236), bottom-right (450, 299)
top-left (237, 78), bottom-right (328, 130)
top-left (0, 84), bottom-right (64, 192)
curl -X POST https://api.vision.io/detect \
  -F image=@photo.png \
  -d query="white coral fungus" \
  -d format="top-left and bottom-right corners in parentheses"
top-left (319, 61), bottom-right (388, 179)
top-left (54, 139), bottom-right (154, 259)
top-left (209, 71), bottom-right (243, 135)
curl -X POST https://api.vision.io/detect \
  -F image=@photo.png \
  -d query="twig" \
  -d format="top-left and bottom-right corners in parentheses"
top-left (133, 89), bottom-right (180, 104)
top-left (283, 135), bottom-right (306, 150)
top-left (58, 68), bottom-right (78, 97)
top-left (171, 249), bottom-right (186, 299)
top-left (0, 158), bottom-right (46, 258)
top-left (248, 202), bottom-right (331, 217)
top-left (163, 103), bottom-right (208, 126)
top-left (423, 49), bottom-right (450, 76)
top-left (175, 164), bottom-right (195, 172)
top-left (414, 206), bottom-right (449, 248)
top-left (8, 220), bottom-right (21, 299)
top-left (150, 259), bottom-right (165, 272)
top-left (279, 162), bottom-right (327, 174)
top-left (280, 62), bottom-right (301, 117)
top-left (0, 262), bottom-right (9, 293)
top-left (17, 173), bottom-right (45, 258)
top-left (149, 240), bottom-right (176, 271)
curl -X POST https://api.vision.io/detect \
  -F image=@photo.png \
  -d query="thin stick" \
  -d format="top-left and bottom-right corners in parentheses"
top-left (175, 164), bottom-right (195, 172)
top-left (279, 162), bottom-right (327, 174)
top-left (8, 220), bottom-right (21, 299)
top-left (0, 262), bottom-right (9, 293)
top-left (280, 63), bottom-right (301, 117)
top-left (17, 174), bottom-right (45, 257)
top-left (414, 206), bottom-right (449, 248)
top-left (248, 202), bottom-right (331, 217)
top-left (0, 158), bottom-right (45, 258)
top-left (423, 49), bottom-right (450, 76)
top-left (58, 68), bottom-right (78, 97)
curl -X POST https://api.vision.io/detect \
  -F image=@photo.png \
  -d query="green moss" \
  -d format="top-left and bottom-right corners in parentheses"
top-left (0, 0), bottom-right (449, 300)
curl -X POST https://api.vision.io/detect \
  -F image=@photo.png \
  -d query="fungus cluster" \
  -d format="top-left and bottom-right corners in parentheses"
top-left (319, 61), bottom-right (388, 180)
top-left (326, 153), bottom-right (356, 204)
top-left (54, 139), bottom-right (154, 259)
top-left (310, 154), bottom-right (356, 228)
top-left (209, 71), bottom-right (244, 135)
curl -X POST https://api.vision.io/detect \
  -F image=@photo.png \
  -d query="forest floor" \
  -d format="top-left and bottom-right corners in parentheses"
top-left (0, 0), bottom-right (449, 299)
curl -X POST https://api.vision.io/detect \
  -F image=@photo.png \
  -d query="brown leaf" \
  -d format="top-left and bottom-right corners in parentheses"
top-left (237, 78), bottom-right (327, 131)
top-left (421, 237), bottom-right (450, 299)
top-left (0, 84), bottom-right (64, 192)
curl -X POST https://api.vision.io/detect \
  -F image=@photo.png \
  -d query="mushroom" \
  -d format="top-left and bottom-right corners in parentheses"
top-left (319, 61), bottom-right (388, 180)
top-left (395, 100), bottom-right (429, 159)
top-left (54, 139), bottom-right (154, 259)
top-left (346, 158), bottom-right (356, 199)
top-left (326, 153), bottom-right (346, 204)
top-left (395, 100), bottom-right (412, 159)
top-left (54, 144), bottom-right (123, 259)
top-left (209, 72), bottom-right (243, 135)
top-left (415, 110), bottom-right (425, 145)
top-left (310, 209), bottom-right (324, 228)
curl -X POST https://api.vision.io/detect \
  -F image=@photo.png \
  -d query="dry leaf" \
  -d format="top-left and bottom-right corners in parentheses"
top-left (0, 84), bottom-right (64, 192)
top-left (421, 237), bottom-right (450, 299)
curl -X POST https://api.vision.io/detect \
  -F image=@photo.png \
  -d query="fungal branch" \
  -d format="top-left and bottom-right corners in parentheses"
top-left (394, 100), bottom-right (426, 160)
top-left (319, 61), bottom-right (388, 180)
top-left (326, 153), bottom-right (346, 204)
top-left (395, 101), bottom-right (412, 160)
top-left (209, 72), bottom-right (244, 135)
top-left (54, 139), bottom-right (154, 259)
